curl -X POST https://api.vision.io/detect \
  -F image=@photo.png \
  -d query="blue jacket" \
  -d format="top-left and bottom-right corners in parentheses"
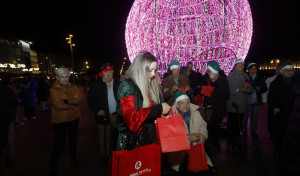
top-left (20, 78), bottom-right (38, 108)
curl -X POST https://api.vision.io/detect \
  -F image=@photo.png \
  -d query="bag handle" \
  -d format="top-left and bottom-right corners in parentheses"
top-left (169, 107), bottom-right (174, 116)
top-left (197, 138), bottom-right (203, 144)
top-left (192, 138), bottom-right (203, 146)
top-left (160, 106), bottom-right (175, 118)
top-left (129, 103), bottom-right (173, 149)
top-left (128, 121), bottom-right (146, 150)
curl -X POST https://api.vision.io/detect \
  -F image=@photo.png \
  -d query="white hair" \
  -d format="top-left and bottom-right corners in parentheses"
top-left (55, 67), bottom-right (71, 77)
top-left (126, 51), bottom-right (162, 107)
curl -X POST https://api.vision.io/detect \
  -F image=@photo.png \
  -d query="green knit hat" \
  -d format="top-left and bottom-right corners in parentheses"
top-left (207, 61), bottom-right (220, 74)
top-left (170, 59), bottom-right (180, 70)
top-left (174, 90), bottom-right (190, 105)
top-left (280, 62), bottom-right (294, 73)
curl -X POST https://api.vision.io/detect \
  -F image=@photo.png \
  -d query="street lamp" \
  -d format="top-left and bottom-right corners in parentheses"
top-left (66, 34), bottom-right (75, 72)
top-left (84, 60), bottom-right (89, 71)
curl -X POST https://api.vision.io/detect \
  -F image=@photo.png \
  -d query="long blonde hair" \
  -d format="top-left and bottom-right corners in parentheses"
top-left (126, 51), bottom-right (162, 107)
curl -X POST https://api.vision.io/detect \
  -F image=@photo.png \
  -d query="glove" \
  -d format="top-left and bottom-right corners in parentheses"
top-left (63, 99), bottom-right (68, 104)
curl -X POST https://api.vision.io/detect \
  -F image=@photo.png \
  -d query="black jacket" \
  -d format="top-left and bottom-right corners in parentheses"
top-left (37, 79), bottom-right (50, 101)
top-left (248, 73), bottom-right (268, 105)
top-left (281, 76), bottom-right (300, 175)
top-left (189, 70), bottom-right (203, 96)
top-left (268, 74), bottom-right (296, 121)
top-left (203, 74), bottom-right (230, 122)
top-left (87, 79), bottom-right (120, 124)
top-left (0, 85), bottom-right (18, 126)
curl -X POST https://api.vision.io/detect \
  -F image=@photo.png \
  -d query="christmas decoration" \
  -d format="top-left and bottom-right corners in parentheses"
top-left (125, 0), bottom-right (253, 75)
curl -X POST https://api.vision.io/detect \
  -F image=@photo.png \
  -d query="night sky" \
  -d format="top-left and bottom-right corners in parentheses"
top-left (0, 0), bottom-right (299, 69)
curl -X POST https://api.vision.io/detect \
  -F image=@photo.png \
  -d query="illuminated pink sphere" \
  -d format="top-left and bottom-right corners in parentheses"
top-left (125, 0), bottom-right (253, 74)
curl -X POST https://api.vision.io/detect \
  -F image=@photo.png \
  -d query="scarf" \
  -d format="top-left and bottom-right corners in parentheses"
top-left (177, 108), bottom-right (191, 134)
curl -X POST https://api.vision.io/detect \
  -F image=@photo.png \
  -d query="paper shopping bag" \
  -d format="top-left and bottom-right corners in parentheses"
top-left (188, 142), bottom-right (209, 171)
top-left (201, 85), bottom-right (215, 97)
top-left (110, 143), bottom-right (161, 176)
top-left (156, 109), bottom-right (190, 153)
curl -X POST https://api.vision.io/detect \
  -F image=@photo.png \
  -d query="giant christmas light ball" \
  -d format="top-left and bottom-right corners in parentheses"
top-left (125, 0), bottom-right (253, 74)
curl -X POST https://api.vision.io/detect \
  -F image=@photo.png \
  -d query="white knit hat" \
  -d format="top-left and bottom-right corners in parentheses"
top-left (280, 62), bottom-right (294, 73)
top-left (234, 59), bottom-right (244, 65)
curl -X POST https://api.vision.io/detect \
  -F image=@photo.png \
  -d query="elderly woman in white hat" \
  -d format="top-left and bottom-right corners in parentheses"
top-left (226, 59), bottom-right (250, 142)
top-left (165, 90), bottom-right (213, 174)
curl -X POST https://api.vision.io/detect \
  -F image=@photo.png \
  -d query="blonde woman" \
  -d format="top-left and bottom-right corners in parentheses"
top-left (115, 51), bottom-right (170, 150)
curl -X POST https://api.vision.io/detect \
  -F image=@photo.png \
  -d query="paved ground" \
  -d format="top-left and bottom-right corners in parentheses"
top-left (1, 87), bottom-right (279, 176)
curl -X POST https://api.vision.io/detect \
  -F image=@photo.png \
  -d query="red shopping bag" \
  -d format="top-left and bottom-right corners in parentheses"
top-left (201, 85), bottom-right (215, 97)
top-left (193, 94), bottom-right (204, 105)
top-left (156, 108), bottom-right (190, 153)
top-left (110, 143), bottom-right (161, 176)
top-left (108, 150), bottom-right (127, 176)
top-left (154, 120), bottom-right (160, 144)
top-left (188, 141), bottom-right (209, 171)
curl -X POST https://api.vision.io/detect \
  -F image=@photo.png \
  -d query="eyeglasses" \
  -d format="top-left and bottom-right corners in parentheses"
top-left (178, 101), bottom-right (190, 106)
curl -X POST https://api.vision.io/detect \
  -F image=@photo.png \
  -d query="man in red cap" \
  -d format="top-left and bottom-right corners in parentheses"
top-left (87, 63), bottom-right (120, 165)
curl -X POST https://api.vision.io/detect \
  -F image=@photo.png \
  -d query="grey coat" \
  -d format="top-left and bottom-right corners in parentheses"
top-left (226, 69), bottom-right (250, 113)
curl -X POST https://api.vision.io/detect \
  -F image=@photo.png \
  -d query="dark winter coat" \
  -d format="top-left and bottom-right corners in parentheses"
top-left (203, 74), bottom-right (230, 122)
top-left (19, 78), bottom-right (38, 108)
top-left (87, 79), bottom-right (120, 125)
top-left (37, 79), bottom-right (50, 101)
top-left (268, 74), bottom-right (296, 154)
top-left (189, 71), bottom-right (202, 89)
top-left (189, 70), bottom-right (203, 96)
top-left (0, 85), bottom-right (18, 126)
top-left (280, 75), bottom-right (300, 175)
top-left (247, 73), bottom-right (268, 105)
top-left (267, 74), bottom-right (296, 123)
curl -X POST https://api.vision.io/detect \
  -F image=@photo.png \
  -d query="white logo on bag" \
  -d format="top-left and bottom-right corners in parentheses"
top-left (135, 161), bottom-right (141, 170)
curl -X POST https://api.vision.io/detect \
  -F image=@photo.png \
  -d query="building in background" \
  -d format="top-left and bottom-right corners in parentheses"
top-left (30, 50), bottom-right (39, 74)
top-left (257, 56), bottom-right (300, 77)
top-left (0, 35), bottom-right (71, 76)
top-left (0, 36), bottom-right (26, 74)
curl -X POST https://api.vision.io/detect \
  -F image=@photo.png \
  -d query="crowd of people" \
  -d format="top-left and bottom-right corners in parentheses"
top-left (0, 51), bottom-right (299, 176)
top-left (85, 51), bottom-right (299, 175)
top-left (0, 72), bottom-right (51, 174)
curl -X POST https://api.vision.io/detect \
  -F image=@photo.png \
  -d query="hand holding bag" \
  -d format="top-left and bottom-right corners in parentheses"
top-left (187, 139), bottom-right (209, 171)
top-left (155, 108), bottom-right (190, 153)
